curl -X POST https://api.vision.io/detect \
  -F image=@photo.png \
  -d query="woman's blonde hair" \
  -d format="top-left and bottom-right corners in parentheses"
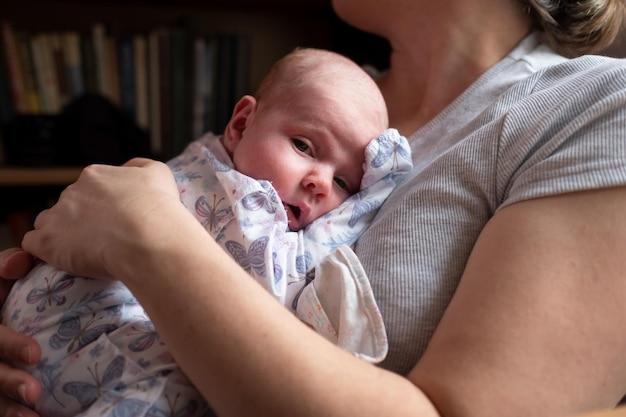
top-left (523, 0), bottom-right (626, 56)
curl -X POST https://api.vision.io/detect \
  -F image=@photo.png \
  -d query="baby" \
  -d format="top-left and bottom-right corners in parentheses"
top-left (2, 48), bottom-right (411, 417)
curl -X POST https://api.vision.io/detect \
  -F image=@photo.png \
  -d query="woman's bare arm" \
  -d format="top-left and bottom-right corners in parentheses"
top-left (21, 159), bottom-right (439, 416)
top-left (22, 159), bottom-right (626, 416)
top-left (412, 187), bottom-right (626, 417)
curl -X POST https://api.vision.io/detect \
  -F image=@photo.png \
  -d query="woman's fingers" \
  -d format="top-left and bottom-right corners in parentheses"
top-left (0, 326), bottom-right (41, 367)
top-left (0, 359), bottom-right (41, 404)
top-left (0, 390), bottom-right (40, 417)
top-left (0, 326), bottom-right (42, 416)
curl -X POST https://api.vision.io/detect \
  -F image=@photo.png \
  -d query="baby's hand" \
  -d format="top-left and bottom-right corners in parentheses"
top-left (361, 128), bottom-right (412, 188)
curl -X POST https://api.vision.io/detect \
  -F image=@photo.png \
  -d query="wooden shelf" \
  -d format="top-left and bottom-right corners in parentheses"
top-left (0, 167), bottom-right (82, 186)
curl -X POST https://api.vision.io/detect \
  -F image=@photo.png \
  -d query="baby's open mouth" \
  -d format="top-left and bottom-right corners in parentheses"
top-left (288, 204), bottom-right (301, 219)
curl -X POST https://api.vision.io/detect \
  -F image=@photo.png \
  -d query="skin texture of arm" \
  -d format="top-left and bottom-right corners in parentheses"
top-left (411, 187), bottom-right (626, 417)
top-left (22, 158), bottom-right (626, 417)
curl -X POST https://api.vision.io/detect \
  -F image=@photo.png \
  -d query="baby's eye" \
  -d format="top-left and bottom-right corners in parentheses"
top-left (292, 138), bottom-right (311, 154)
top-left (334, 177), bottom-right (349, 191)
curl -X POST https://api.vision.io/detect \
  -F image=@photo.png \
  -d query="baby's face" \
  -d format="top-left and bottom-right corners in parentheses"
top-left (231, 83), bottom-right (386, 231)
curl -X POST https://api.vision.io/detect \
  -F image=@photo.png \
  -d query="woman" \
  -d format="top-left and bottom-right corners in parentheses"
top-left (2, 0), bottom-right (626, 416)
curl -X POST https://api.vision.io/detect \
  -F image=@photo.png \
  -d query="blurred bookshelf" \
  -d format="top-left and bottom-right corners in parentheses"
top-left (0, 0), bottom-right (390, 248)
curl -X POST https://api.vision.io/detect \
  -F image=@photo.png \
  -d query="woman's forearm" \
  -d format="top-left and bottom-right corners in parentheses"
top-left (116, 212), bottom-right (436, 417)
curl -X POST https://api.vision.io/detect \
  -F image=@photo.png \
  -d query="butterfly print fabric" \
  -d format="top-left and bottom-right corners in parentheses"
top-left (1, 129), bottom-right (410, 416)
top-left (2, 262), bottom-right (211, 416)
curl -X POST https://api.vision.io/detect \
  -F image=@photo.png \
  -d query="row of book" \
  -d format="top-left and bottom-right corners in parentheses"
top-left (0, 20), bottom-right (250, 160)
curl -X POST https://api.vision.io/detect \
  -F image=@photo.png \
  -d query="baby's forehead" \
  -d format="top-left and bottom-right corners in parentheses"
top-left (301, 74), bottom-right (385, 114)
top-left (314, 72), bottom-right (387, 128)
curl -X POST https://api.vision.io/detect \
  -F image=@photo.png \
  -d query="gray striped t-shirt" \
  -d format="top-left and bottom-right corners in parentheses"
top-left (356, 34), bottom-right (626, 374)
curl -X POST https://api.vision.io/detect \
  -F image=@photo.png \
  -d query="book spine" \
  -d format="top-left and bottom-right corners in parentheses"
top-left (81, 34), bottom-right (98, 94)
top-left (14, 31), bottom-right (40, 113)
top-left (148, 28), bottom-right (162, 157)
top-left (0, 36), bottom-right (14, 123)
top-left (169, 28), bottom-right (189, 157)
top-left (192, 35), bottom-right (217, 138)
top-left (158, 28), bottom-right (171, 159)
top-left (39, 34), bottom-right (62, 114)
top-left (133, 34), bottom-right (149, 130)
top-left (92, 23), bottom-right (112, 101)
top-left (0, 21), bottom-right (27, 113)
top-left (202, 37), bottom-right (217, 136)
top-left (50, 33), bottom-right (70, 109)
top-left (192, 36), bottom-right (206, 140)
top-left (30, 35), bottom-right (49, 113)
top-left (63, 31), bottom-right (85, 100)
top-left (117, 35), bottom-right (136, 121)
top-left (107, 35), bottom-right (120, 106)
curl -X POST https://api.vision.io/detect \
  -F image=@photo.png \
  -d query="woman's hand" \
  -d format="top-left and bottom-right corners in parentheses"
top-left (0, 248), bottom-right (41, 417)
top-left (22, 158), bottom-right (184, 280)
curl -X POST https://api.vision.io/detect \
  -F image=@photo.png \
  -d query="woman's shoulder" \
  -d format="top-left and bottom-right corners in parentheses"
top-left (491, 52), bottom-right (626, 126)
top-left (528, 53), bottom-right (626, 95)
top-left (493, 33), bottom-right (626, 102)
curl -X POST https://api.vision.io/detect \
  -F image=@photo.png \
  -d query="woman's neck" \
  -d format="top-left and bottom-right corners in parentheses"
top-left (377, 0), bottom-right (531, 137)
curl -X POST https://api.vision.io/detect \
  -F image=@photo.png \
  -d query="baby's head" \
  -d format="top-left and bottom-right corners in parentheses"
top-left (223, 48), bottom-right (388, 230)
top-left (254, 48), bottom-right (388, 129)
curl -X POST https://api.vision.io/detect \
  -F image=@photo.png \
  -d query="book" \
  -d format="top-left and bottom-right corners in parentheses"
top-left (192, 36), bottom-right (207, 140)
top-left (62, 31), bottom-right (85, 100)
top-left (40, 34), bottom-right (62, 114)
top-left (117, 35), bottom-right (136, 121)
top-left (81, 33), bottom-right (98, 94)
top-left (192, 35), bottom-right (217, 139)
top-left (14, 31), bottom-right (40, 113)
top-left (169, 27), bottom-right (191, 157)
top-left (50, 33), bottom-right (70, 109)
top-left (107, 35), bottom-right (121, 106)
top-left (0, 39), bottom-right (14, 123)
top-left (30, 35), bottom-right (48, 112)
top-left (92, 23), bottom-right (112, 101)
top-left (157, 27), bottom-right (171, 159)
top-left (133, 34), bottom-right (149, 130)
top-left (31, 34), bottom-right (61, 114)
top-left (0, 21), bottom-right (27, 113)
top-left (148, 28), bottom-right (162, 157)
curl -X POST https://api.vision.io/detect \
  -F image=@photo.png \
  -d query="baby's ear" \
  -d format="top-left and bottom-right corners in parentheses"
top-left (223, 95), bottom-right (257, 153)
